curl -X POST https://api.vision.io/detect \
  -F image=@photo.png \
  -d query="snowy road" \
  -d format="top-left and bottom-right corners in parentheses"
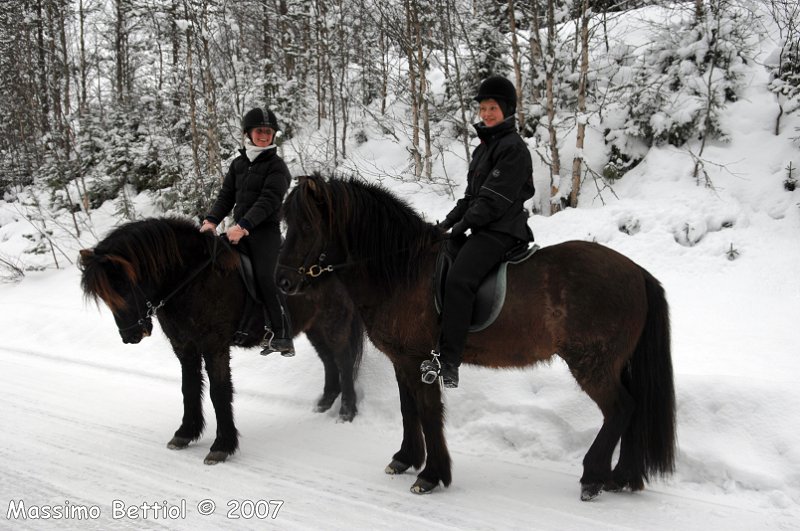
top-left (0, 291), bottom-right (794, 531)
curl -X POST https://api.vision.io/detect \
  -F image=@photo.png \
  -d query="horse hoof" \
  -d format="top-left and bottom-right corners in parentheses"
top-left (337, 412), bottom-right (355, 423)
top-left (410, 478), bottom-right (438, 494)
top-left (580, 483), bottom-right (603, 501)
top-left (204, 451), bottom-right (229, 465)
top-left (314, 400), bottom-right (333, 413)
top-left (337, 406), bottom-right (356, 423)
top-left (167, 436), bottom-right (191, 450)
top-left (384, 459), bottom-right (411, 475)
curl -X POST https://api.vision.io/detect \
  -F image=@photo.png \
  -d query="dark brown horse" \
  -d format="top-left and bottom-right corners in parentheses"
top-left (79, 216), bottom-right (363, 464)
top-left (277, 175), bottom-right (676, 500)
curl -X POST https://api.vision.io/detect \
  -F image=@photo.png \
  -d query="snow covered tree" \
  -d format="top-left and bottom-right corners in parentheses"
top-left (618, 0), bottom-right (757, 149)
top-left (766, 0), bottom-right (800, 133)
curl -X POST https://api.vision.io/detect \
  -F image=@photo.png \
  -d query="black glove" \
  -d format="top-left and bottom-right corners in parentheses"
top-left (436, 219), bottom-right (454, 232)
top-left (450, 221), bottom-right (468, 238)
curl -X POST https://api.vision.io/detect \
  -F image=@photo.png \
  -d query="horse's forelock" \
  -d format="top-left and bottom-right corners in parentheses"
top-left (80, 251), bottom-right (133, 313)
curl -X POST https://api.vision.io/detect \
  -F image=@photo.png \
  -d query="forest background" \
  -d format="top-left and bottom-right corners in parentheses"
top-left (0, 0), bottom-right (799, 273)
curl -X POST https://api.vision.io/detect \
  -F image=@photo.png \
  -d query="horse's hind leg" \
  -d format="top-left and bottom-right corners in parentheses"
top-left (202, 350), bottom-right (238, 464)
top-left (579, 383), bottom-right (635, 501)
top-left (335, 348), bottom-right (358, 422)
top-left (307, 331), bottom-right (343, 413)
top-left (563, 344), bottom-right (636, 500)
top-left (168, 350), bottom-right (205, 451)
top-left (609, 371), bottom-right (644, 492)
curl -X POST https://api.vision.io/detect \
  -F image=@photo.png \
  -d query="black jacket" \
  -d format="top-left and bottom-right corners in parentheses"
top-left (445, 117), bottom-right (534, 241)
top-left (205, 146), bottom-right (291, 233)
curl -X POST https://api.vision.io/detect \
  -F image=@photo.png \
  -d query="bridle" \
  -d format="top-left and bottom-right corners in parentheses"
top-left (116, 256), bottom-right (215, 334)
top-left (116, 238), bottom-right (222, 335)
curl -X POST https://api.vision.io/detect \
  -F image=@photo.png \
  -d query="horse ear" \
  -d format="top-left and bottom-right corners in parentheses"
top-left (301, 175), bottom-right (318, 195)
top-left (297, 175), bottom-right (324, 203)
top-left (79, 248), bottom-right (94, 268)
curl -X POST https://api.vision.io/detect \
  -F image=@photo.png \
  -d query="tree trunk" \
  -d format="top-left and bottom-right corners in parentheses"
top-left (114, 0), bottom-right (127, 103)
top-left (78, 0), bottom-right (88, 112)
top-left (545, 0), bottom-right (562, 214)
top-left (200, 0), bottom-right (221, 184)
top-left (569, 0), bottom-right (590, 208)
top-left (529, 0), bottom-right (543, 102)
top-left (405, 0), bottom-right (422, 177)
top-left (183, 6), bottom-right (201, 182)
top-left (36, 0), bottom-right (49, 132)
top-left (508, 0), bottom-right (525, 127)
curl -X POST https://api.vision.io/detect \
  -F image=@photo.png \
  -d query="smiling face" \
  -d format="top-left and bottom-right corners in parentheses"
top-left (249, 126), bottom-right (275, 147)
top-left (478, 98), bottom-right (505, 128)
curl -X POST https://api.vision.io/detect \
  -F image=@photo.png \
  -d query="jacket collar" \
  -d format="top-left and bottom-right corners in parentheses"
top-left (473, 116), bottom-right (517, 144)
top-left (240, 143), bottom-right (277, 163)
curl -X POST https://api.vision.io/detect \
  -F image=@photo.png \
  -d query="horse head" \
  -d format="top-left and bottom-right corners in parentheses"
top-left (79, 247), bottom-right (154, 344)
top-left (278, 175), bottom-right (347, 295)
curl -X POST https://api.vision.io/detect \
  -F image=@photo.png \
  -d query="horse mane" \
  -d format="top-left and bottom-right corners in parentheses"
top-left (286, 175), bottom-right (441, 288)
top-left (80, 216), bottom-right (239, 311)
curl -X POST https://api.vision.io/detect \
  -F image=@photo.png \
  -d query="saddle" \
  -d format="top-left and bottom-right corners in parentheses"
top-left (434, 241), bottom-right (539, 332)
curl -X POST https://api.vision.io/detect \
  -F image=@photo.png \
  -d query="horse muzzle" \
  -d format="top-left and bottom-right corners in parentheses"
top-left (119, 317), bottom-right (153, 344)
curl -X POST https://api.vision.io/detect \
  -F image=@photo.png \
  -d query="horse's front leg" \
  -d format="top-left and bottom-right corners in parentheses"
top-left (167, 349), bottom-right (205, 451)
top-left (202, 349), bottom-right (238, 464)
top-left (408, 373), bottom-right (451, 494)
top-left (385, 364), bottom-right (427, 479)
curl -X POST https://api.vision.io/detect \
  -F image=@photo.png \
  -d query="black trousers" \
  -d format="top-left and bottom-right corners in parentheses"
top-left (439, 230), bottom-right (519, 366)
top-left (240, 227), bottom-right (291, 339)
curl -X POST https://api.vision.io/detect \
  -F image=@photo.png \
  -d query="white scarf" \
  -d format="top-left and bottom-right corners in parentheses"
top-left (244, 137), bottom-right (277, 162)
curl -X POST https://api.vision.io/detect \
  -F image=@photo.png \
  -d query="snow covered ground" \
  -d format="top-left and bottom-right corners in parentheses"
top-left (2, 12), bottom-right (800, 531)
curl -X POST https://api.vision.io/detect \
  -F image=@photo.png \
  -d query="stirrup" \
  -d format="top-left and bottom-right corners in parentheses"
top-left (259, 329), bottom-right (276, 356)
top-left (260, 329), bottom-right (295, 357)
top-left (420, 350), bottom-right (441, 384)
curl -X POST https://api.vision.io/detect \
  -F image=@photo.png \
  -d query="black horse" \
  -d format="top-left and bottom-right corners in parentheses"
top-left (79, 216), bottom-right (363, 464)
top-left (278, 175), bottom-right (676, 500)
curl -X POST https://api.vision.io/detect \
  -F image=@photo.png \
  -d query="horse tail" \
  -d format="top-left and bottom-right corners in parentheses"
top-left (626, 267), bottom-right (676, 486)
top-left (349, 312), bottom-right (365, 380)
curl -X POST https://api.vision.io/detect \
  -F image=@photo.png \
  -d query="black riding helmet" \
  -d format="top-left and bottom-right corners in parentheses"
top-left (242, 107), bottom-right (280, 135)
top-left (474, 76), bottom-right (517, 118)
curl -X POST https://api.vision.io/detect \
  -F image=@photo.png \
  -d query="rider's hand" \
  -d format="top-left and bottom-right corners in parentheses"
top-left (199, 220), bottom-right (217, 233)
top-left (226, 224), bottom-right (249, 244)
top-left (450, 221), bottom-right (468, 238)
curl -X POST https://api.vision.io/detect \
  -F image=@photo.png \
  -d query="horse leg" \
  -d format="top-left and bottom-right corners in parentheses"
top-left (202, 350), bottom-right (238, 465)
top-left (168, 350), bottom-right (205, 451)
top-left (335, 349), bottom-right (358, 422)
top-left (385, 367), bottom-right (426, 477)
top-left (609, 374), bottom-right (644, 492)
top-left (561, 343), bottom-right (636, 501)
top-left (409, 376), bottom-right (451, 494)
top-left (307, 331), bottom-right (343, 414)
top-left (334, 309), bottom-right (364, 422)
top-left (579, 384), bottom-right (635, 501)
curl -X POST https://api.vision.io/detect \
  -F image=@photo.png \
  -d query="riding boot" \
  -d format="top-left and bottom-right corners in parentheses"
top-left (440, 361), bottom-right (459, 388)
top-left (259, 291), bottom-right (295, 357)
